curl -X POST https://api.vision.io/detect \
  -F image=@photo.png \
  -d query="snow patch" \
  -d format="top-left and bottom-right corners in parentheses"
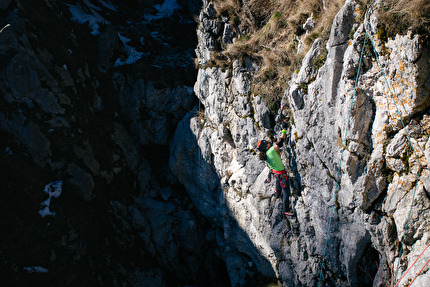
top-left (114, 33), bottom-right (144, 67)
top-left (66, 3), bottom-right (109, 35)
top-left (23, 266), bottom-right (49, 273)
top-left (39, 181), bottom-right (62, 218)
top-left (144, 0), bottom-right (182, 21)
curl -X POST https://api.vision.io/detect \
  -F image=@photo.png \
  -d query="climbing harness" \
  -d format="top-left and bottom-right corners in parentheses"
top-left (272, 169), bottom-right (287, 181)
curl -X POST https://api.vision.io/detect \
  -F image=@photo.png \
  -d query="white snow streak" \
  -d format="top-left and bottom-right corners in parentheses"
top-left (39, 181), bottom-right (62, 218)
top-left (23, 266), bottom-right (49, 273)
top-left (114, 33), bottom-right (144, 67)
top-left (144, 0), bottom-right (182, 21)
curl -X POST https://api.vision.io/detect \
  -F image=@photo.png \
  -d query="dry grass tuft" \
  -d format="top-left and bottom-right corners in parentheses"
top-left (206, 0), bottom-right (429, 115)
top-left (210, 0), bottom-right (346, 114)
top-left (379, 0), bottom-right (430, 37)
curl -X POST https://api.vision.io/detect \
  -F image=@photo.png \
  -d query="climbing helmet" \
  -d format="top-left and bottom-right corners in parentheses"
top-left (257, 140), bottom-right (268, 152)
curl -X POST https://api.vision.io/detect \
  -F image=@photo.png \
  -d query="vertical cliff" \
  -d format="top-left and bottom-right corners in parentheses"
top-left (171, 0), bottom-right (430, 286)
top-left (1, 0), bottom-right (429, 286)
top-left (0, 0), bottom-right (231, 286)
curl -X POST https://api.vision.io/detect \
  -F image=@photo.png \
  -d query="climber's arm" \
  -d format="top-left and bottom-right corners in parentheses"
top-left (273, 130), bottom-right (287, 152)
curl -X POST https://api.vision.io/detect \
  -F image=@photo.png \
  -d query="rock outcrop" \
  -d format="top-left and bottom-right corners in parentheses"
top-left (1, 0), bottom-right (429, 286)
top-left (171, 0), bottom-right (430, 286)
top-left (0, 0), bottom-right (230, 286)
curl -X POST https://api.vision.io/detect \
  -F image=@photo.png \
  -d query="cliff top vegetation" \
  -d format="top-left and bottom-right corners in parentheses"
top-left (207, 0), bottom-right (430, 114)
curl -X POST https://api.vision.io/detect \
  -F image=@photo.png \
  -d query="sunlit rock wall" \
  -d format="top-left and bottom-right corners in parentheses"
top-left (170, 0), bottom-right (430, 286)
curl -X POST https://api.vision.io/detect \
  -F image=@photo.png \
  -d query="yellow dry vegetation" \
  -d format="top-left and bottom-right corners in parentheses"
top-left (379, 0), bottom-right (430, 36)
top-left (210, 0), bottom-right (345, 113)
top-left (206, 0), bottom-right (429, 114)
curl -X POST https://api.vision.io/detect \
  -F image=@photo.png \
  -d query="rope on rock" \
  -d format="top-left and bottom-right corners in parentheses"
top-left (393, 241), bottom-right (430, 287)
top-left (366, 32), bottom-right (424, 282)
top-left (406, 257), bottom-right (430, 287)
top-left (317, 32), bottom-right (368, 287)
top-left (316, 27), bottom-right (426, 286)
top-left (0, 23), bottom-right (10, 33)
top-left (367, 33), bottom-right (422, 164)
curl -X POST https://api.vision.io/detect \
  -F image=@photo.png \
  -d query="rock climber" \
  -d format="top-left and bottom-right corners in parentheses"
top-left (257, 129), bottom-right (295, 216)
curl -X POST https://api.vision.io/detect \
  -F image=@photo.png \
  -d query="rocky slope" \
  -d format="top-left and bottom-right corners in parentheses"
top-left (1, 0), bottom-right (429, 286)
top-left (170, 0), bottom-right (430, 286)
top-left (0, 0), bottom-right (230, 286)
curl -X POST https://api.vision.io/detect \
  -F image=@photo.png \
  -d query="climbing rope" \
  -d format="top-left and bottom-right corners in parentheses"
top-left (406, 257), bottom-right (430, 287)
top-left (394, 166), bottom-right (422, 279)
top-left (317, 32), bottom-right (369, 287)
top-left (393, 241), bottom-right (430, 287)
top-left (366, 32), bottom-right (425, 283)
top-left (375, 260), bottom-right (384, 284)
top-left (367, 34), bottom-right (422, 163)
top-left (313, 0), bottom-right (425, 283)
top-left (313, 26), bottom-right (426, 286)
top-left (0, 23), bottom-right (10, 33)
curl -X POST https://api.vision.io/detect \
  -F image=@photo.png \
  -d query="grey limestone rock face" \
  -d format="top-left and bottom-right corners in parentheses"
top-left (2, 0), bottom-right (428, 285)
top-left (303, 14), bottom-right (316, 33)
top-left (171, 0), bottom-right (430, 286)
